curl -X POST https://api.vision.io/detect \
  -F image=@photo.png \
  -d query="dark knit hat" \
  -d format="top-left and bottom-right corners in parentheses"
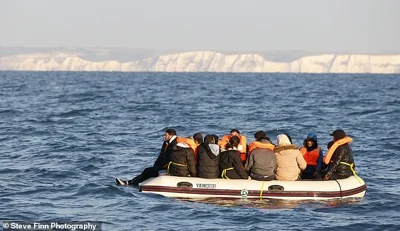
top-left (254, 130), bottom-right (269, 141)
top-left (193, 132), bottom-right (203, 143)
top-left (330, 129), bottom-right (346, 140)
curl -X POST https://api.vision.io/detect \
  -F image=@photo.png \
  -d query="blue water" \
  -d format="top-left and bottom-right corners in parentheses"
top-left (1, 71), bottom-right (399, 231)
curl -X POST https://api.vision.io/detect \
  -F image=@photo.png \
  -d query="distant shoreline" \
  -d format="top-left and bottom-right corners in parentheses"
top-left (1, 48), bottom-right (399, 74)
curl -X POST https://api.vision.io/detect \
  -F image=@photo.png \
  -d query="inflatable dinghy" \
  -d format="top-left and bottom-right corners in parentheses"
top-left (139, 175), bottom-right (366, 200)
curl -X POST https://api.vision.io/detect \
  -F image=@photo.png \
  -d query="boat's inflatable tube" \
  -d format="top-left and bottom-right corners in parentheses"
top-left (139, 175), bottom-right (366, 200)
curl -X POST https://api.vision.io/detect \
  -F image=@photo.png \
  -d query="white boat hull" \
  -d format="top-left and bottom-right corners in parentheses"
top-left (139, 175), bottom-right (367, 200)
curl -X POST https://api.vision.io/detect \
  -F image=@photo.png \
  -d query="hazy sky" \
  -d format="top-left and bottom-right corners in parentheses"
top-left (1, 0), bottom-right (399, 53)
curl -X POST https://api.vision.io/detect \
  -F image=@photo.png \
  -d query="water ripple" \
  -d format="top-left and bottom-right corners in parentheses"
top-left (0, 72), bottom-right (399, 230)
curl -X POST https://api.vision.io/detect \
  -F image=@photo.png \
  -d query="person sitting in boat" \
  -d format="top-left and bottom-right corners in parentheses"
top-left (168, 142), bottom-right (197, 177)
top-left (176, 133), bottom-right (202, 161)
top-left (245, 131), bottom-right (276, 181)
top-left (193, 132), bottom-right (203, 161)
top-left (219, 129), bottom-right (247, 164)
top-left (197, 134), bottom-right (220, 178)
top-left (115, 128), bottom-right (177, 186)
top-left (299, 132), bottom-right (324, 179)
top-left (219, 136), bottom-right (248, 179)
top-left (274, 134), bottom-right (307, 181)
top-left (322, 129), bottom-right (355, 180)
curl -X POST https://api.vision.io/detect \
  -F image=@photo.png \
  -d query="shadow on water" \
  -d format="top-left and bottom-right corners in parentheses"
top-left (175, 197), bottom-right (364, 209)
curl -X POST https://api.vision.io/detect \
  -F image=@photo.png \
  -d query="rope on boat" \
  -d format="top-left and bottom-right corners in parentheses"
top-left (166, 161), bottom-right (187, 174)
top-left (221, 167), bottom-right (234, 179)
top-left (259, 181), bottom-right (265, 200)
top-left (340, 162), bottom-right (362, 184)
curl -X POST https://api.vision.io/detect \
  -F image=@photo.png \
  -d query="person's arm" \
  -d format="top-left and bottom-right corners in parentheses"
top-left (315, 149), bottom-right (324, 173)
top-left (233, 151), bottom-right (248, 179)
top-left (186, 149), bottom-right (197, 177)
top-left (245, 152), bottom-right (254, 172)
top-left (296, 150), bottom-right (307, 171)
top-left (325, 148), bottom-right (345, 180)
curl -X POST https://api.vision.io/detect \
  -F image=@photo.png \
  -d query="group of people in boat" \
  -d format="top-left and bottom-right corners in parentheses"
top-left (116, 128), bottom-right (356, 186)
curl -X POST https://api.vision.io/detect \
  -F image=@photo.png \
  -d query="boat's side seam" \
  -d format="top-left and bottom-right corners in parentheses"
top-left (140, 184), bottom-right (367, 198)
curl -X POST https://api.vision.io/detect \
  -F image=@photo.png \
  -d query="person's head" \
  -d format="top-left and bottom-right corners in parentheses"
top-left (193, 132), bottom-right (203, 144)
top-left (164, 128), bottom-right (176, 141)
top-left (304, 132), bottom-right (318, 149)
top-left (330, 129), bottom-right (346, 141)
top-left (230, 129), bottom-right (241, 137)
top-left (306, 140), bottom-right (314, 148)
top-left (277, 134), bottom-right (292, 146)
top-left (254, 130), bottom-right (270, 141)
top-left (212, 134), bottom-right (219, 144)
top-left (226, 135), bottom-right (240, 149)
top-left (204, 134), bottom-right (216, 144)
top-left (283, 133), bottom-right (293, 144)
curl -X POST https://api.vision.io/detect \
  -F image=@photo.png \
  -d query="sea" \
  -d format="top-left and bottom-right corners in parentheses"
top-left (0, 71), bottom-right (399, 231)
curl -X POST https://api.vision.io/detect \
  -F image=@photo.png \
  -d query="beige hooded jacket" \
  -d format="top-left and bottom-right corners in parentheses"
top-left (274, 134), bottom-right (307, 181)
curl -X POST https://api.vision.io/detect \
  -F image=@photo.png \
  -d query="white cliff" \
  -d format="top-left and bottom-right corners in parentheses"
top-left (1, 50), bottom-right (400, 73)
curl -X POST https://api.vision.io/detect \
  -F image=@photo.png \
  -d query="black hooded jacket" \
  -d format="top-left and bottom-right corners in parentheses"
top-left (168, 145), bottom-right (197, 177)
top-left (326, 143), bottom-right (355, 179)
top-left (219, 149), bottom-right (248, 179)
top-left (153, 138), bottom-right (177, 170)
top-left (197, 143), bottom-right (220, 178)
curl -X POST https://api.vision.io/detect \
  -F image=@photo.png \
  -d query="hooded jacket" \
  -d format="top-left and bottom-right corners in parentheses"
top-left (274, 134), bottom-right (307, 181)
top-left (219, 149), bottom-right (248, 179)
top-left (245, 139), bottom-right (276, 178)
top-left (300, 132), bottom-right (324, 173)
top-left (168, 143), bottom-right (197, 177)
top-left (197, 143), bottom-right (220, 178)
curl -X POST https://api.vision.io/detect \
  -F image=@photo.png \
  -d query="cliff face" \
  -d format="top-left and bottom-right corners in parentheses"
top-left (1, 51), bottom-right (400, 73)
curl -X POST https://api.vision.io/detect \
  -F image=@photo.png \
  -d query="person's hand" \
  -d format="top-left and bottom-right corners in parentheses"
top-left (324, 175), bottom-right (330, 180)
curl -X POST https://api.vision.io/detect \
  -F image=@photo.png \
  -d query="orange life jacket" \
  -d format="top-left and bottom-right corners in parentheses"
top-left (300, 146), bottom-right (321, 167)
top-left (323, 136), bottom-right (353, 164)
top-left (176, 137), bottom-right (198, 160)
top-left (248, 141), bottom-right (275, 154)
top-left (218, 134), bottom-right (247, 162)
